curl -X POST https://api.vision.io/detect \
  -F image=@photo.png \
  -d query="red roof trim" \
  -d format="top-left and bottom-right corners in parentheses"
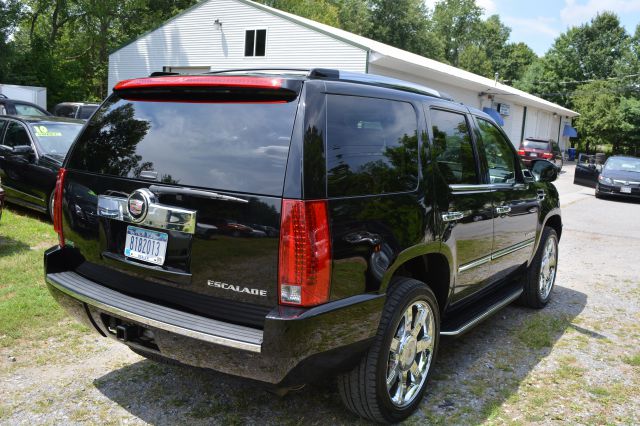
top-left (114, 76), bottom-right (284, 91)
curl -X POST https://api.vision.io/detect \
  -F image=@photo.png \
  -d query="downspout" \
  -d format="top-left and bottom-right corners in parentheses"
top-left (520, 106), bottom-right (527, 143)
top-left (365, 49), bottom-right (370, 73)
top-left (557, 116), bottom-right (563, 146)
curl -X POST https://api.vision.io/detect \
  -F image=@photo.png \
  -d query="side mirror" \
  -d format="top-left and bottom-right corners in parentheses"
top-left (531, 159), bottom-right (558, 183)
top-left (12, 145), bottom-right (35, 156)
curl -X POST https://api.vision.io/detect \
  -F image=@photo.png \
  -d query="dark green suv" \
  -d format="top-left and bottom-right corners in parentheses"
top-left (44, 69), bottom-right (562, 423)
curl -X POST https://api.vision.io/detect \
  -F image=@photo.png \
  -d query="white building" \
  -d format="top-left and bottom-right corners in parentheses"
top-left (108, 0), bottom-right (579, 149)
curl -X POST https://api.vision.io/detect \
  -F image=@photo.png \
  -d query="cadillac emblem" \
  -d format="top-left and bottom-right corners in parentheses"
top-left (127, 189), bottom-right (154, 222)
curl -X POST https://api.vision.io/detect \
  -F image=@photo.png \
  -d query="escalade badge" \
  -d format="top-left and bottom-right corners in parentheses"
top-left (127, 188), bottom-right (154, 222)
top-left (208, 280), bottom-right (267, 297)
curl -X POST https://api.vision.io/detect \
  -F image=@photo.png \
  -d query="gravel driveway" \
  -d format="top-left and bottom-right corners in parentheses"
top-left (1, 164), bottom-right (639, 425)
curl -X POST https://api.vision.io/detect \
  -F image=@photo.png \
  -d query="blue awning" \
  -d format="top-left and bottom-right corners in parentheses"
top-left (482, 107), bottom-right (504, 126)
top-left (563, 124), bottom-right (578, 137)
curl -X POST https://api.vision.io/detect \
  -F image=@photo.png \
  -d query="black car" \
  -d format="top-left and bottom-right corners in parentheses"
top-left (0, 183), bottom-right (4, 222)
top-left (44, 70), bottom-right (562, 423)
top-left (594, 156), bottom-right (640, 199)
top-left (0, 115), bottom-right (84, 217)
top-left (53, 102), bottom-right (100, 120)
top-left (0, 95), bottom-right (51, 117)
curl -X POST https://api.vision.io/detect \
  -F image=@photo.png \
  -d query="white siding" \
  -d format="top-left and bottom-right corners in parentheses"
top-left (369, 64), bottom-right (481, 106)
top-left (505, 104), bottom-right (524, 147)
top-left (108, 0), bottom-right (367, 90)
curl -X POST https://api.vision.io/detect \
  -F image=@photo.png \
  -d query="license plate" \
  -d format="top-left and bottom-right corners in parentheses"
top-left (124, 226), bottom-right (168, 266)
top-left (621, 186), bottom-right (632, 194)
top-left (529, 153), bottom-right (538, 157)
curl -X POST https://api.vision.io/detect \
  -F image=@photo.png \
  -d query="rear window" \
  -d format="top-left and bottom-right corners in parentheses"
top-left (522, 140), bottom-right (550, 150)
top-left (78, 105), bottom-right (98, 119)
top-left (326, 95), bottom-right (419, 197)
top-left (67, 95), bottom-right (298, 196)
top-left (29, 122), bottom-right (83, 155)
top-left (15, 103), bottom-right (47, 116)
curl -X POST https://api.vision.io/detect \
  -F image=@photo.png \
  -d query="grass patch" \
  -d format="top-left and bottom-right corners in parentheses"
top-left (516, 314), bottom-right (568, 349)
top-left (0, 207), bottom-right (65, 346)
top-left (623, 353), bottom-right (640, 367)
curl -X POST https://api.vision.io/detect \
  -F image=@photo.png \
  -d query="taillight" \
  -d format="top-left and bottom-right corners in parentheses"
top-left (542, 152), bottom-right (554, 159)
top-left (517, 149), bottom-right (526, 156)
top-left (53, 168), bottom-right (66, 247)
top-left (278, 199), bottom-right (331, 307)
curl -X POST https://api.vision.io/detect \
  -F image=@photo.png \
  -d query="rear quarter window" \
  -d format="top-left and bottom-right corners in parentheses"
top-left (326, 95), bottom-right (419, 197)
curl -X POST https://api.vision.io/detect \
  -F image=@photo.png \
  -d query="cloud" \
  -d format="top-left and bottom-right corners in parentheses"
top-left (560, 0), bottom-right (640, 27)
top-left (424, 0), bottom-right (497, 16)
top-left (503, 15), bottom-right (560, 38)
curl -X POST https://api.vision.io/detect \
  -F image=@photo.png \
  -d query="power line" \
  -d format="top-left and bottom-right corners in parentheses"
top-left (502, 72), bottom-right (640, 85)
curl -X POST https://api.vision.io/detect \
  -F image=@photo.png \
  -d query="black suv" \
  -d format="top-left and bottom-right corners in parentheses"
top-left (44, 70), bottom-right (562, 423)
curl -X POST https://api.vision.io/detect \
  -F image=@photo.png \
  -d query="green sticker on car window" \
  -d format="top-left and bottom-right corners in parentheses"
top-left (34, 125), bottom-right (62, 137)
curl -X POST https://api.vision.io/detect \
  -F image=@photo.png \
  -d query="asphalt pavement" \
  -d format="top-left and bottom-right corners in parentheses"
top-left (554, 163), bottom-right (640, 238)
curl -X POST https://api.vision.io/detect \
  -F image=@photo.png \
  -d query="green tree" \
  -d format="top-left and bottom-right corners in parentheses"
top-left (619, 96), bottom-right (640, 156)
top-left (328, 0), bottom-right (372, 36)
top-left (572, 80), bottom-right (624, 154)
top-left (498, 42), bottom-right (537, 83)
top-left (259, 0), bottom-right (340, 27)
top-left (0, 0), bottom-right (24, 81)
top-left (431, 0), bottom-right (483, 66)
top-left (367, 0), bottom-right (443, 59)
top-left (520, 12), bottom-right (629, 108)
top-left (458, 45), bottom-right (493, 77)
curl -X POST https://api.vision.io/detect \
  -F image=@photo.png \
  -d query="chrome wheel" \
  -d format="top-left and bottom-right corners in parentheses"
top-left (386, 301), bottom-right (434, 408)
top-left (538, 235), bottom-right (557, 299)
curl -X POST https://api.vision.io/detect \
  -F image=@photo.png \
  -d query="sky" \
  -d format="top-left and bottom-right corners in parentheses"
top-left (425, 0), bottom-right (640, 56)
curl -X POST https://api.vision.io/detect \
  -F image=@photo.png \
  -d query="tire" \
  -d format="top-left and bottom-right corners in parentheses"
top-left (338, 277), bottom-right (440, 424)
top-left (519, 227), bottom-right (558, 308)
top-left (595, 188), bottom-right (605, 199)
top-left (48, 189), bottom-right (56, 222)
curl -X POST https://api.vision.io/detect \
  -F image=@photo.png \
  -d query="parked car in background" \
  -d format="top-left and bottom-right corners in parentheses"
top-left (53, 102), bottom-right (100, 120)
top-left (44, 70), bottom-right (562, 423)
top-left (0, 115), bottom-right (83, 218)
top-left (517, 138), bottom-right (563, 170)
top-left (573, 153), bottom-right (601, 188)
top-left (0, 181), bottom-right (4, 222)
top-left (595, 156), bottom-right (640, 199)
top-left (0, 95), bottom-right (51, 117)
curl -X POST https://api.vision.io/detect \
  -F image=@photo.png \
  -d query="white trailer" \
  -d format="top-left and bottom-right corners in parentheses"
top-left (0, 84), bottom-right (47, 109)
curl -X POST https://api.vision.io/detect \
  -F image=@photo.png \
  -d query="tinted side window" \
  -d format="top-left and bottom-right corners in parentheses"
top-left (476, 118), bottom-right (517, 184)
top-left (430, 109), bottom-right (478, 185)
top-left (326, 95), bottom-right (419, 197)
top-left (78, 106), bottom-right (98, 119)
top-left (3, 122), bottom-right (31, 148)
top-left (55, 105), bottom-right (76, 118)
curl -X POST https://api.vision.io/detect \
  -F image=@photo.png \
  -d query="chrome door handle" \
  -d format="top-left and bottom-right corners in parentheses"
top-left (442, 211), bottom-right (464, 222)
top-left (496, 206), bottom-right (511, 215)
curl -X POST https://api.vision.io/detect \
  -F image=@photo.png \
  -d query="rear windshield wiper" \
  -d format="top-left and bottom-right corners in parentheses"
top-left (148, 185), bottom-right (248, 203)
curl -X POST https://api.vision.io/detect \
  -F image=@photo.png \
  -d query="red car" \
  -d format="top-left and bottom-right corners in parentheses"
top-left (517, 138), bottom-right (563, 170)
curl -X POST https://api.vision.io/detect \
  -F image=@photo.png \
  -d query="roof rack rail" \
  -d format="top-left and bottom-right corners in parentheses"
top-left (309, 68), bottom-right (452, 100)
top-left (206, 68), bottom-right (311, 75)
top-left (149, 71), bottom-right (180, 77)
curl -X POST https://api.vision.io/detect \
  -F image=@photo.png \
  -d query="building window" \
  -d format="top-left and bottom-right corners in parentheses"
top-left (245, 29), bottom-right (266, 57)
